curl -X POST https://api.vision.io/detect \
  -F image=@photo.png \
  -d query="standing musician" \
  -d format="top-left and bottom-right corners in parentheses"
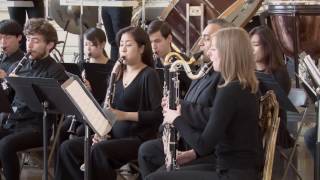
top-left (146, 27), bottom-right (262, 180)
top-left (101, 6), bottom-right (132, 62)
top-left (147, 19), bottom-right (191, 98)
top-left (59, 27), bottom-right (113, 143)
top-left (8, 0), bottom-right (45, 51)
top-left (0, 19), bottom-right (24, 79)
top-left (138, 19), bottom-right (234, 178)
top-left (249, 26), bottom-right (293, 148)
top-left (54, 26), bottom-right (162, 180)
top-left (0, 18), bottom-right (68, 180)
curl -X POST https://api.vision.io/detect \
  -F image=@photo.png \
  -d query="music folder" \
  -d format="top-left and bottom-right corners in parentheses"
top-left (61, 75), bottom-right (116, 137)
top-left (256, 71), bottom-right (298, 113)
top-left (0, 85), bottom-right (12, 113)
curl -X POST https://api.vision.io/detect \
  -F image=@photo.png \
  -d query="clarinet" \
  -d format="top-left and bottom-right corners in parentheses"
top-left (1, 52), bottom-right (31, 90)
top-left (103, 56), bottom-right (124, 109)
top-left (162, 52), bottom-right (213, 171)
top-left (162, 60), bottom-right (179, 171)
top-left (10, 52), bottom-right (31, 76)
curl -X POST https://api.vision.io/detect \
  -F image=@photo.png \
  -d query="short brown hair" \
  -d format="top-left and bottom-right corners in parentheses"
top-left (24, 18), bottom-right (58, 46)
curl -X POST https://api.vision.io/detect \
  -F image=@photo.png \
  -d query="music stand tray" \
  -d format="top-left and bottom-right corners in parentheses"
top-left (4, 1), bottom-right (34, 7)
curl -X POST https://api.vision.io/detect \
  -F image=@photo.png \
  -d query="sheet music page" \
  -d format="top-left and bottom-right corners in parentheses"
top-left (63, 79), bottom-right (112, 136)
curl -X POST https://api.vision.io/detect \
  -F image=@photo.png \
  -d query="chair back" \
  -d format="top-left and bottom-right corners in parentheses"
top-left (259, 90), bottom-right (281, 180)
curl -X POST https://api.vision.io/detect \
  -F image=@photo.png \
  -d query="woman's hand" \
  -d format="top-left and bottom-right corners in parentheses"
top-left (83, 79), bottom-right (92, 91)
top-left (108, 107), bottom-right (127, 121)
top-left (92, 133), bottom-right (110, 145)
top-left (176, 149), bottom-right (197, 165)
top-left (163, 105), bottom-right (181, 124)
top-left (161, 96), bottom-right (168, 108)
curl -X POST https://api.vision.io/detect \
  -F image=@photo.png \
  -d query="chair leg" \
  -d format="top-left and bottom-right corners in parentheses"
top-left (281, 107), bottom-right (308, 180)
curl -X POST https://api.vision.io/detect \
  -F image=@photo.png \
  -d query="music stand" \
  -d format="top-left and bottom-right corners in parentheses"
top-left (62, 63), bottom-right (82, 78)
top-left (0, 85), bottom-right (12, 113)
top-left (6, 77), bottom-right (83, 180)
top-left (83, 63), bottom-right (113, 103)
top-left (256, 71), bottom-right (298, 113)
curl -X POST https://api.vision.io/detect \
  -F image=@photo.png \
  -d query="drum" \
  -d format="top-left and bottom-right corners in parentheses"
top-left (160, 0), bottom-right (236, 52)
top-left (267, 1), bottom-right (320, 59)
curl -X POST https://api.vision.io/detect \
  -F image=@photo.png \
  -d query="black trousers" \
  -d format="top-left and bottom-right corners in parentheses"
top-left (145, 167), bottom-right (259, 180)
top-left (101, 7), bottom-right (132, 62)
top-left (138, 138), bottom-right (216, 178)
top-left (55, 136), bottom-right (142, 180)
top-left (0, 128), bottom-right (42, 180)
top-left (8, 0), bottom-right (44, 51)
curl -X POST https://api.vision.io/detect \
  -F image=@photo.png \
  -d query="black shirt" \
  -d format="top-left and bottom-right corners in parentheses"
top-left (174, 81), bottom-right (261, 170)
top-left (7, 55), bottom-right (68, 130)
top-left (0, 49), bottom-right (24, 74)
top-left (110, 66), bottom-right (162, 141)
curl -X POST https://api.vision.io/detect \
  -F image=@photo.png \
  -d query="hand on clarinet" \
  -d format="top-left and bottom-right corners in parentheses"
top-left (176, 149), bottom-right (197, 166)
top-left (163, 104), bottom-right (181, 124)
top-left (0, 69), bottom-right (7, 79)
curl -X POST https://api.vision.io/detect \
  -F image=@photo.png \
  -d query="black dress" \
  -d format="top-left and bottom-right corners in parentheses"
top-left (54, 66), bottom-right (162, 180)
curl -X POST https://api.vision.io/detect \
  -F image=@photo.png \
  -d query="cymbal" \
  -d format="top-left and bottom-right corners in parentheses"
top-left (49, 0), bottom-right (98, 35)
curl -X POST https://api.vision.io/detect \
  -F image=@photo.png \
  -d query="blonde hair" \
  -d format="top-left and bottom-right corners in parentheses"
top-left (212, 27), bottom-right (259, 93)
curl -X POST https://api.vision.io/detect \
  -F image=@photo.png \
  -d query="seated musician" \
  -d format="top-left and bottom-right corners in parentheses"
top-left (249, 26), bottom-right (294, 149)
top-left (0, 19), bottom-right (24, 80)
top-left (59, 27), bottom-right (114, 142)
top-left (138, 19), bottom-right (234, 178)
top-left (146, 27), bottom-right (262, 180)
top-left (54, 26), bottom-right (162, 180)
top-left (147, 19), bottom-right (191, 98)
top-left (0, 18), bottom-right (68, 180)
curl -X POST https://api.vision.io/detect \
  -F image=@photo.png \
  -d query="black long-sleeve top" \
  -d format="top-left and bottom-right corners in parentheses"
top-left (173, 81), bottom-right (261, 170)
top-left (6, 55), bottom-right (68, 130)
top-left (180, 70), bottom-right (221, 131)
top-left (111, 66), bottom-right (162, 141)
top-left (0, 49), bottom-right (24, 73)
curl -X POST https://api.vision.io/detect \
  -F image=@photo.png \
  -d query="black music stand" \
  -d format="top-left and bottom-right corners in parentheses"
top-left (62, 63), bottom-right (82, 78)
top-left (83, 63), bottom-right (113, 103)
top-left (6, 77), bottom-right (82, 180)
top-left (0, 85), bottom-right (12, 113)
top-left (256, 72), bottom-right (298, 113)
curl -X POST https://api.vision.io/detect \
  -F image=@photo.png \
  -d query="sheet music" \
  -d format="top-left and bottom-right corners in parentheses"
top-left (62, 78), bottom-right (112, 136)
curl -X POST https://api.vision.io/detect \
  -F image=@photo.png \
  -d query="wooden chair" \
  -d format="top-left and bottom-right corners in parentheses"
top-left (259, 90), bottom-right (281, 180)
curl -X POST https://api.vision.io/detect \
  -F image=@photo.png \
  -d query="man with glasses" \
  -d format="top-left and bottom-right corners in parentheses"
top-left (138, 19), bottom-right (234, 179)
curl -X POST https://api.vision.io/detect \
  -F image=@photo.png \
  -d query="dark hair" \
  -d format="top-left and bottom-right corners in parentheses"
top-left (24, 18), bottom-right (58, 49)
top-left (84, 27), bottom-right (108, 57)
top-left (207, 18), bottom-right (234, 28)
top-left (116, 26), bottom-right (154, 67)
top-left (0, 19), bottom-right (23, 36)
top-left (147, 20), bottom-right (171, 38)
top-left (249, 26), bottom-right (285, 73)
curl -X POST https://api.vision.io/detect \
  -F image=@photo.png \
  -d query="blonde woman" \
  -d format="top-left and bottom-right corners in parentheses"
top-left (146, 27), bottom-right (261, 180)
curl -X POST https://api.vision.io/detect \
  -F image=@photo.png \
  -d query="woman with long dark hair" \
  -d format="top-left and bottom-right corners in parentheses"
top-left (249, 26), bottom-right (293, 148)
top-left (54, 26), bottom-right (162, 180)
